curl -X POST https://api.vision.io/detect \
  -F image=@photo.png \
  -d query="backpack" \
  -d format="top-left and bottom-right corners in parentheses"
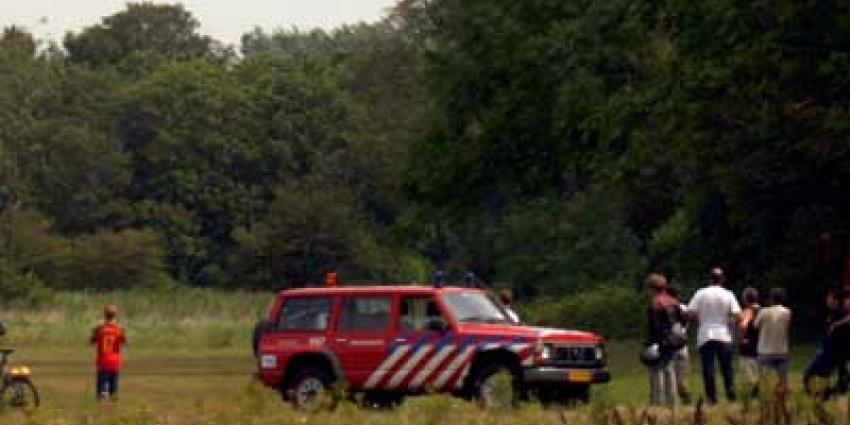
top-left (661, 305), bottom-right (688, 351)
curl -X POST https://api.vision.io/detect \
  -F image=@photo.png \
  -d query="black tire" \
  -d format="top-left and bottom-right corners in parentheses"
top-left (1, 378), bottom-right (39, 410)
top-left (536, 384), bottom-right (590, 407)
top-left (285, 367), bottom-right (336, 411)
top-left (361, 391), bottom-right (405, 409)
top-left (470, 362), bottom-right (523, 409)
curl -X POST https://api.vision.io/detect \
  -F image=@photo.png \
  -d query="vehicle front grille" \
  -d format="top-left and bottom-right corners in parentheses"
top-left (551, 345), bottom-right (601, 366)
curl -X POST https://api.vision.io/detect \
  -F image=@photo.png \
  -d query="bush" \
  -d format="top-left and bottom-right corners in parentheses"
top-left (58, 228), bottom-right (173, 290)
top-left (0, 259), bottom-right (52, 307)
top-left (521, 286), bottom-right (645, 340)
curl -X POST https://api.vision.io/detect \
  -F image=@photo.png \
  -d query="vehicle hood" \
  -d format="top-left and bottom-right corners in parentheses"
top-left (455, 323), bottom-right (603, 344)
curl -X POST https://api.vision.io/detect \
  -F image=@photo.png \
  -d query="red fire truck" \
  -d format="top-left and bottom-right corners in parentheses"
top-left (253, 284), bottom-right (610, 410)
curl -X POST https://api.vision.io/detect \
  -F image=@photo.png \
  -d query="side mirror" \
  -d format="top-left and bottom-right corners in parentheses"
top-left (426, 320), bottom-right (447, 333)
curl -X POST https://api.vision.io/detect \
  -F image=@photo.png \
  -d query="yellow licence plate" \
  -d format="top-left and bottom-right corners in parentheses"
top-left (568, 370), bottom-right (593, 383)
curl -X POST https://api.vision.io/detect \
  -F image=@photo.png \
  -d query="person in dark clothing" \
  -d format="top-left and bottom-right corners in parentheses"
top-left (828, 294), bottom-right (850, 395)
top-left (667, 283), bottom-right (692, 404)
top-left (803, 287), bottom-right (847, 395)
top-left (645, 273), bottom-right (686, 406)
top-left (738, 287), bottom-right (760, 397)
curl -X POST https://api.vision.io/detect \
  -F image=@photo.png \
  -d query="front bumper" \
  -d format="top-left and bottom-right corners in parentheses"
top-left (523, 366), bottom-right (611, 385)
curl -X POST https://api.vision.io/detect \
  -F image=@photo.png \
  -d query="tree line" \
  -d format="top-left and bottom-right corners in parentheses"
top-left (0, 1), bottom-right (848, 308)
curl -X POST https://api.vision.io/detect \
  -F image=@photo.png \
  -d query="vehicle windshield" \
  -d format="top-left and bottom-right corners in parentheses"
top-left (442, 292), bottom-right (510, 324)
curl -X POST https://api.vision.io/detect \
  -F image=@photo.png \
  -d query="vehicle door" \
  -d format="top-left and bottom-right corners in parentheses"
top-left (377, 295), bottom-right (454, 391)
top-left (329, 294), bottom-right (394, 389)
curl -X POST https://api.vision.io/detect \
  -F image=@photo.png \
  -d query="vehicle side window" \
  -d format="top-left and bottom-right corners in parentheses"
top-left (276, 297), bottom-right (331, 331)
top-left (399, 296), bottom-right (445, 332)
top-left (338, 296), bottom-right (392, 332)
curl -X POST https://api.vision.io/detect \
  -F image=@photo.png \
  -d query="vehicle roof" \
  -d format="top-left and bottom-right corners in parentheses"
top-left (278, 285), bottom-right (482, 297)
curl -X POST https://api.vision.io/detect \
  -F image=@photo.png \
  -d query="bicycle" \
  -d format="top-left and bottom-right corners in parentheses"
top-left (0, 325), bottom-right (39, 411)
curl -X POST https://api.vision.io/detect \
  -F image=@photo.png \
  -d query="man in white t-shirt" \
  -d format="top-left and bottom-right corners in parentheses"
top-left (687, 267), bottom-right (742, 404)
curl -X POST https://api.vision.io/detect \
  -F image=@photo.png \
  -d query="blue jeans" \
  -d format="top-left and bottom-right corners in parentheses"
top-left (803, 339), bottom-right (848, 394)
top-left (699, 341), bottom-right (736, 404)
top-left (648, 359), bottom-right (677, 406)
top-left (96, 370), bottom-right (119, 399)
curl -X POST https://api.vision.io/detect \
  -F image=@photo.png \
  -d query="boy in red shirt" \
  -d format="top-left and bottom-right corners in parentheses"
top-left (90, 305), bottom-right (126, 400)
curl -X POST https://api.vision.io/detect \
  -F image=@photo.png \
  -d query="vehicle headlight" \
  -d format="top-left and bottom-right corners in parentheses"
top-left (541, 344), bottom-right (554, 360)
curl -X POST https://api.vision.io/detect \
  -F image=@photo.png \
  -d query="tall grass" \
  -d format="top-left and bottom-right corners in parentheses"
top-left (2, 288), bottom-right (272, 349)
top-left (4, 384), bottom-right (848, 425)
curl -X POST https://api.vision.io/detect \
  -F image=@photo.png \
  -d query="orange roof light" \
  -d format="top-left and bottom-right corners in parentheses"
top-left (325, 271), bottom-right (338, 287)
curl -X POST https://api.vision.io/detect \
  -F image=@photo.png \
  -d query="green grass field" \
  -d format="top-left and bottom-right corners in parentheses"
top-left (0, 291), bottom-right (845, 425)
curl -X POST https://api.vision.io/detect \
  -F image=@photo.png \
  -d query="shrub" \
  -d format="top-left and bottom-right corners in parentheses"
top-left (0, 259), bottom-right (52, 307)
top-left (58, 228), bottom-right (173, 290)
top-left (521, 286), bottom-right (645, 340)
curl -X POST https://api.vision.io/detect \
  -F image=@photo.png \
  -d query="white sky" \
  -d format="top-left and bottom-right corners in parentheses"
top-left (0, 0), bottom-right (398, 46)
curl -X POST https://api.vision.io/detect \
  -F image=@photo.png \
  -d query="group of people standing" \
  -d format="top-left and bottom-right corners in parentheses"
top-left (643, 267), bottom-right (849, 407)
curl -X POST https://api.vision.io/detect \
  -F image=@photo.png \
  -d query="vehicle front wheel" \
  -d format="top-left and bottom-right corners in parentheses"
top-left (536, 384), bottom-right (590, 407)
top-left (471, 362), bottom-right (523, 409)
top-left (286, 367), bottom-right (336, 411)
top-left (1, 377), bottom-right (39, 411)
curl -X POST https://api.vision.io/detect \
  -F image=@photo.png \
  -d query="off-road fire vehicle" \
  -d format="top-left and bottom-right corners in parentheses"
top-left (253, 284), bottom-right (609, 410)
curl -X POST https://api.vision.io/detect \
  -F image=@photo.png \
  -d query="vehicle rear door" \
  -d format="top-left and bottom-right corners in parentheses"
top-left (329, 294), bottom-right (394, 389)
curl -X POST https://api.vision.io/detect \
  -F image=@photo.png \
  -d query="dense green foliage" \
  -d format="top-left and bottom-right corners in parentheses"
top-left (1, 1), bottom-right (849, 308)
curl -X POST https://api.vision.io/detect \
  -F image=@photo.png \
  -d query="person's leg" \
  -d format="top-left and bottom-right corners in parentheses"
top-left (775, 356), bottom-right (789, 394)
top-left (675, 349), bottom-right (691, 403)
top-left (649, 365), bottom-right (662, 406)
top-left (804, 343), bottom-right (826, 393)
top-left (663, 360), bottom-right (677, 407)
top-left (839, 363), bottom-right (849, 394)
top-left (741, 356), bottom-right (760, 397)
top-left (650, 364), bottom-right (663, 406)
top-left (719, 342), bottom-right (736, 401)
top-left (699, 342), bottom-right (718, 404)
top-left (109, 371), bottom-right (119, 400)
top-left (96, 370), bottom-right (108, 400)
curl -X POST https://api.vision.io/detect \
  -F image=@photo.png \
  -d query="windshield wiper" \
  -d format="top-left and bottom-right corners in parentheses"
top-left (461, 316), bottom-right (508, 324)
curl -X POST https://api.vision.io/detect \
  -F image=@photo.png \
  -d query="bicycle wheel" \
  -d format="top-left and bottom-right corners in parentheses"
top-left (2, 377), bottom-right (39, 410)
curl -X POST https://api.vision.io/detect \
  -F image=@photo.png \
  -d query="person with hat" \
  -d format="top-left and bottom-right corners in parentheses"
top-left (90, 305), bottom-right (127, 401)
top-left (687, 267), bottom-right (742, 404)
top-left (644, 273), bottom-right (686, 406)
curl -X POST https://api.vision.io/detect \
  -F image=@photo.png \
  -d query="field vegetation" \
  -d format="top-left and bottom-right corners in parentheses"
top-left (0, 291), bottom-right (843, 424)
top-left (1, 0), bottom-right (849, 422)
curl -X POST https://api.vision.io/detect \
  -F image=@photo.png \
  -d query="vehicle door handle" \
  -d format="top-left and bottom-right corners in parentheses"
top-left (394, 338), bottom-right (407, 343)
top-left (335, 338), bottom-right (348, 344)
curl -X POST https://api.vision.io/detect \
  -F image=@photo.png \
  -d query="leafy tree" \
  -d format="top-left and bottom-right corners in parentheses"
top-left (64, 2), bottom-right (218, 67)
top-left (0, 26), bottom-right (36, 57)
top-left (232, 185), bottom-right (370, 288)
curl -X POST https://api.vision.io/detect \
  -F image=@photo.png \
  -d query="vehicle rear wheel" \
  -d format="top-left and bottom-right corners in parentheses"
top-left (1, 378), bottom-right (39, 411)
top-left (286, 367), bottom-right (336, 411)
top-left (472, 362), bottom-right (522, 409)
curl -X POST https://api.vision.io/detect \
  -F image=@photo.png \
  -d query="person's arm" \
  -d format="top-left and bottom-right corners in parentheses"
top-left (90, 327), bottom-right (99, 345)
top-left (686, 293), bottom-right (699, 322)
top-left (729, 293), bottom-right (742, 323)
top-left (830, 315), bottom-right (850, 333)
top-left (739, 308), bottom-right (752, 333)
